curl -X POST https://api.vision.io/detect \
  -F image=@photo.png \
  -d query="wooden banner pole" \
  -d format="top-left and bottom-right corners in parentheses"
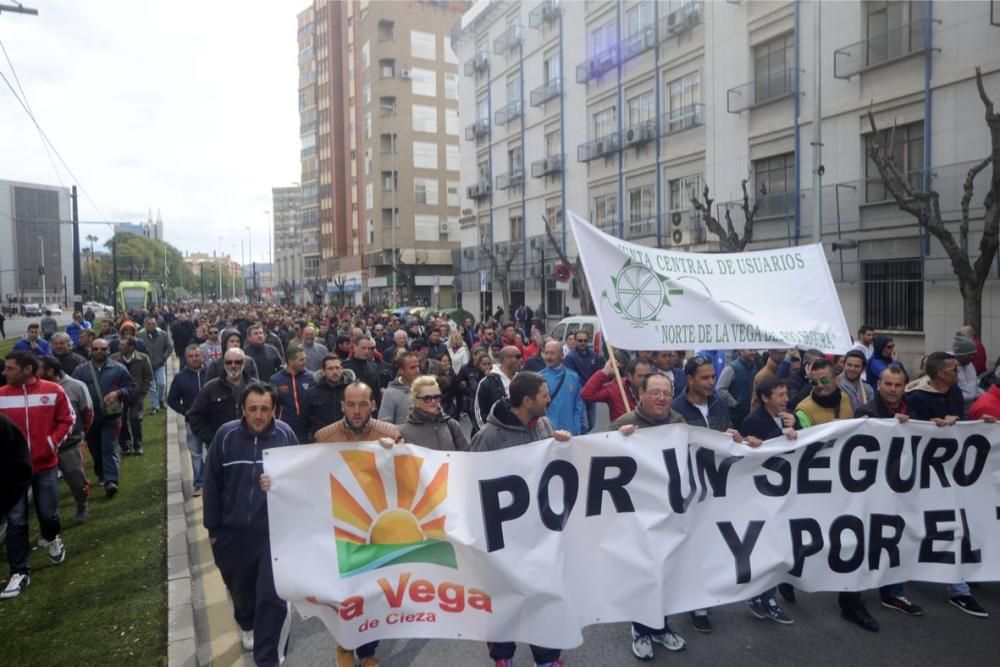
top-left (604, 341), bottom-right (632, 412)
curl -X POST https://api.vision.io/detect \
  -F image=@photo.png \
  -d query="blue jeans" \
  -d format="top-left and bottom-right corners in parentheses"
top-left (87, 416), bottom-right (121, 484)
top-left (186, 424), bottom-right (205, 489)
top-left (5, 467), bottom-right (61, 573)
top-left (949, 582), bottom-right (971, 597)
top-left (151, 366), bottom-right (166, 409)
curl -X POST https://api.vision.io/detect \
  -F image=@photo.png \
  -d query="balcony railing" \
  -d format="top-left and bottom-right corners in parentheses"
top-left (493, 24), bottom-right (522, 54)
top-left (531, 154), bottom-right (564, 178)
top-left (833, 19), bottom-right (930, 79)
top-left (494, 99), bottom-right (523, 126)
top-left (756, 191), bottom-right (796, 219)
top-left (467, 180), bottom-right (492, 200)
top-left (576, 45), bottom-right (618, 83)
top-left (661, 1), bottom-right (703, 40)
top-left (530, 78), bottom-right (562, 106)
top-left (496, 169), bottom-right (524, 190)
top-left (464, 119), bottom-right (490, 141)
top-left (621, 119), bottom-right (657, 148)
top-left (661, 103), bottom-right (703, 135)
top-left (624, 217), bottom-right (657, 240)
top-left (529, 0), bottom-right (562, 29)
top-left (727, 69), bottom-right (796, 113)
top-left (594, 217), bottom-right (619, 236)
top-left (577, 132), bottom-right (621, 162)
top-left (463, 51), bottom-right (489, 77)
top-left (620, 25), bottom-right (657, 62)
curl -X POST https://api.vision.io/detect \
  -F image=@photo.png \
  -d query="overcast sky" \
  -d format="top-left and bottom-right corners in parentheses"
top-left (0, 1), bottom-right (301, 262)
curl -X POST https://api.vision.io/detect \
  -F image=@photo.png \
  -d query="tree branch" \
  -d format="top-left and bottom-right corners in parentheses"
top-left (691, 185), bottom-right (735, 251)
top-left (960, 157), bottom-right (992, 254)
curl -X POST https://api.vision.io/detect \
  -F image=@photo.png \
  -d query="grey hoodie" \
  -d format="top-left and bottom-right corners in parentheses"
top-left (378, 378), bottom-right (411, 425)
top-left (399, 408), bottom-right (469, 451)
top-left (470, 399), bottom-right (555, 452)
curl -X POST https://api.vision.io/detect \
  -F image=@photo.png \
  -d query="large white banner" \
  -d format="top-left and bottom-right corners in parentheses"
top-left (265, 420), bottom-right (1000, 649)
top-left (566, 210), bottom-right (852, 353)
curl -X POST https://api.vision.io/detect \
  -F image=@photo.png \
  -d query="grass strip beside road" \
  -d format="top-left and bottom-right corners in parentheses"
top-left (0, 408), bottom-right (168, 666)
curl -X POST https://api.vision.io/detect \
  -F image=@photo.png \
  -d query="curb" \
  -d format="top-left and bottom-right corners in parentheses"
top-left (166, 357), bottom-right (198, 667)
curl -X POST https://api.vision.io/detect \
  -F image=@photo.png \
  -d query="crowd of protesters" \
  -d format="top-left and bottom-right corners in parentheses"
top-left (3, 298), bottom-right (1000, 667)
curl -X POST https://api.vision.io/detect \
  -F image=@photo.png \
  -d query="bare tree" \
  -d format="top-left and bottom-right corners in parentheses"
top-left (481, 238), bottom-right (521, 317)
top-left (690, 175), bottom-right (765, 252)
top-left (866, 66), bottom-right (999, 333)
top-left (541, 215), bottom-right (594, 315)
top-left (391, 249), bottom-right (425, 304)
top-left (332, 275), bottom-right (347, 305)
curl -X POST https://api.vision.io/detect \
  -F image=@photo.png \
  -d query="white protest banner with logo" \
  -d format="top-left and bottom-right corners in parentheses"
top-left (265, 420), bottom-right (1000, 649)
top-left (566, 209), bottom-right (852, 353)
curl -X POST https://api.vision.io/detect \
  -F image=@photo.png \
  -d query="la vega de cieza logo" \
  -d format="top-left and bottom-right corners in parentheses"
top-left (331, 450), bottom-right (457, 577)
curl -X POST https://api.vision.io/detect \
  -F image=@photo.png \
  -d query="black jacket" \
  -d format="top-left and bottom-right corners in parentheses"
top-left (302, 379), bottom-right (348, 441)
top-left (741, 405), bottom-right (800, 440)
top-left (0, 411), bottom-right (32, 516)
top-left (171, 319), bottom-right (196, 359)
top-left (203, 418), bottom-right (298, 536)
top-left (344, 357), bottom-right (382, 399)
top-left (244, 342), bottom-right (284, 380)
top-left (474, 372), bottom-right (509, 430)
top-left (855, 394), bottom-right (908, 419)
top-left (187, 377), bottom-right (244, 446)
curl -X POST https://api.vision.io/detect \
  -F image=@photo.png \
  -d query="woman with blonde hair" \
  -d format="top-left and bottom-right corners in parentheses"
top-left (399, 375), bottom-right (469, 451)
top-left (447, 329), bottom-right (469, 373)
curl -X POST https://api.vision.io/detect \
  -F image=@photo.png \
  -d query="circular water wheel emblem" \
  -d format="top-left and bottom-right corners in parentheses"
top-left (610, 259), bottom-right (674, 324)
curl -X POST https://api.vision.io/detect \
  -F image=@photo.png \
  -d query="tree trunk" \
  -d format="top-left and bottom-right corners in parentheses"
top-left (960, 278), bottom-right (984, 336)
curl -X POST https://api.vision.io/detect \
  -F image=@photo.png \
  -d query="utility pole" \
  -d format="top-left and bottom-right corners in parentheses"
top-left (71, 186), bottom-right (82, 312)
top-left (111, 233), bottom-right (119, 316)
top-left (811, 1), bottom-right (823, 244)
top-left (0, 4), bottom-right (39, 16)
top-left (216, 236), bottom-right (223, 301)
top-left (37, 235), bottom-right (44, 302)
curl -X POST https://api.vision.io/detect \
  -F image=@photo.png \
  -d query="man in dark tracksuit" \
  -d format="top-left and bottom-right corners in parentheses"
top-left (203, 383), bottom-right (298, 666)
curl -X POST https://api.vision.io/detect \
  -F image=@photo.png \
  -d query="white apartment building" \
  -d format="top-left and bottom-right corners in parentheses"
top-left (453, 0), bottom-right (1000, 365)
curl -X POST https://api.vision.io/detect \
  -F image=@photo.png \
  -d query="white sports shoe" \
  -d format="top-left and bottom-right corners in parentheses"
top-left (0, 573), bottom-right (30, 599)
top-left (47, 536), bottom-right (66, 564)
top-left (630, 627), bottom-right (654, 660)
top-left (240, 629), bottom-right (254, 651)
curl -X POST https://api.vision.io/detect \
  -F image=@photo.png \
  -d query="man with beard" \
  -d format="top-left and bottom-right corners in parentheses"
top-left (51, 332), bottom-right (86, 375)
top-left (73, 329), bottom-right (96, 360)
top-left (244, 325), bottom-right (284, 380)
top-left (269, 346), bottom-right (313, 443)
top-left (793, 359), bottom-right (852, 427)
top-left (188, 348), bottom-right (251, 448)
top-left (301, 355), bottom-right (352, 441)
top-left (837, 350), bottom-right (871, 412)
top-left (111, 337), bottom-right (153, 456)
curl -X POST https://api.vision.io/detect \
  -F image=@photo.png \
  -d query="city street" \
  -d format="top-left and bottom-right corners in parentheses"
top-left (1, 312), bottom-right (73, 341)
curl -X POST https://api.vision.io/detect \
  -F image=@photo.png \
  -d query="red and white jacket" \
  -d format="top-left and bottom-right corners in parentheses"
top-left (0, 378), bottom-right (75, 472)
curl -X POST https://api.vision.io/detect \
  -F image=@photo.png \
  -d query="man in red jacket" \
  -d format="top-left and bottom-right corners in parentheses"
top-left (580, 357), bottom-right (651, 422)
top-left (0, 351), bottom-right (76, 599)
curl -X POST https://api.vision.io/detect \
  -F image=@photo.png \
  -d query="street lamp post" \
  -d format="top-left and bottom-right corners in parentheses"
top-left (245, 226), bottom-right (253, 303)
top-left (37, 236), bottom-right (45, 302)
top-left (216, 236), bottom-right (223, 301)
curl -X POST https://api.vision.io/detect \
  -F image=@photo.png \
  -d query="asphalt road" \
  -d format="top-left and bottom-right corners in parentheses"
top-left (1, 312), bottom-right (74, 340)
top-left (274, 406), bottom-right (1000, 665)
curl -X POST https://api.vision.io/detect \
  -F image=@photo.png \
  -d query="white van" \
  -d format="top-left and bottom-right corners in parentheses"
top-left (549, 315), bottom-right (603, 355)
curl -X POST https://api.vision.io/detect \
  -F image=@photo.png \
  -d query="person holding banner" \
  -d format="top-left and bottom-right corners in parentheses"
top-left (793, 360), bottom-right (852, 428)
top-left (610, 372), bottom-right (688, 659)
top-left (580, 357), bottom-right (651, 422)
top-left (202, 382), bottom-right (298, 665)
top-left (470, 371), bottom-right (571, 666)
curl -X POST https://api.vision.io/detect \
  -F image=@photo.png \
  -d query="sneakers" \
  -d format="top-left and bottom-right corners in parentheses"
top-left (0, 573), bottom-right (30, 599)
top-left (105, 482), bottom-right (118, 498)
top-left (75, 504), bottom-right (89, 523)
top-left (881, 596), bottom-right (923, 616)
top-left (950, 595), bottom-right (989, 618)
top-left (650, 629), bottom-right (686, 651)
top-left (121, 446), bottom-right (132, 457)
top-left (778, 583), bottom-right (796, 603)
top-left (336, 646), bottom-right (354, 667)
top-left (36, 536), bottom-right (52, 548)
top-left (192, 487), bottom-right (202, 498)
top-left (47, 536), bottom-right (66, 564)
top-left (358, 658), bottom-right (380, 667)
top-left (841, 606), bottom-right (880, 632)
top-left (689, 610), bottom-right (712, 633)
top-left (134, 444), bottom-right (144, 456)
top-left (630, 627), bottom-right (653, 660)
top-left (239, 628), bottom-right (254, 651)
top-left (764, 598), bottom-right (793, 624)
top-left (747, 597), bottom-right (768, 620)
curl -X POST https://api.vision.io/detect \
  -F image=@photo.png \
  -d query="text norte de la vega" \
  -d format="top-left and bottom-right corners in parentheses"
top-left (301, 426), bottom-right (993, 629)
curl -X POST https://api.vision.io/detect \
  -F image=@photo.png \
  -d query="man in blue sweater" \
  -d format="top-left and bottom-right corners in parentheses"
top-left (540, 340), bottom-right (585, 435)
top-left (167, 344), bottom-right (210, 495)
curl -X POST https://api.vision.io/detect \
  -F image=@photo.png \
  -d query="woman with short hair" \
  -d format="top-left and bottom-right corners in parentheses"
top-left (399, 375), bottom-right (469, 451)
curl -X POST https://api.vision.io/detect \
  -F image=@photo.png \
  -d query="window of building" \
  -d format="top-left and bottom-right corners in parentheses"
top-left (415, 214), bottom-right (440, 241)
top-left (509, 213), bottom-right (524, 241)
top-left (378, 19), bottom-right (394, 42)
top-left (752, 153), bottom-right (795, 217)
top-left (506, 76), bottom-right (521, 103)
top-left (447, 181), bottom-right (459, 207)
top-left (411, 30), bottom-right (436, 60)
top-left (363, 111), bottom-right (371, 139)
top-left (753, 33), bottom-right (794, 103)
top-left (446, 144), bottom-right (460, 172)
top-left (864, 120), bottom-right (923, 202)
top-left (507, 144), bottom-right (522, 175)
top-left (593, 107), bottom-right (616, 139)
top-left (380, 133), bottom-right (396, 154)
top-left (445, 72), bottom-right (459, 100)
top-left (445, 109), bottom-right (459, 136)
top-left (362, 80), bottom-right (370, 105)
top-left (544, 52), bottom-right (560, 84)
top-left (593, 194), bottom-right (618, 229)
top-left (866, 0), bottom-right (925, 66)
top-left (364, 148), bottom-right (371, 176)
top-left (862, 258), bottom-right (923, 331)
top-left (545, 129), bottom-right (560, 157)
top-left (624, 1), bottom-right (654, 37)
top-left (477, 160), bottom-right (490, 183)
top-left (666, 72), bottom-right (701, 132)
top-left (412, 105), bottom-right (437, 133)
top-left (477, 97), bottom-right (489, 122)
top-left (444, 36), bottom-right (459, 64)
top-left (626, 91), bottom-right (654, 125)
top-left (411, 67), bottom-right (437, 96)
top-left (668, 174), bottom-right (703, 211)
top-left (628, 185), bottom-right (654, 221)
top-left (413, 141), bottom-right (438, 169)
top-left (591, 22), bottom-right (616, 55)
top-left (379, 58), bottom-right (395, 79)
top-left (414, 177), bottom-right (439, 205)
top-left (361, 41), bottom-right (370, 69)
top-left (379, 96), bottom-right (396, 113)
top-left (382, 170), bottom-right (397, 191)
top-left (365, 182), bottom-right (373, 209)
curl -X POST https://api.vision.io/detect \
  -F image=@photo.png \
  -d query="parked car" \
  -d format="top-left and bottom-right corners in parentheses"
top-left (44, 304), bottom-right (63, 315)
top-left (22, 303), bottom-right (41, 316)
top-left (550, 315), bottom-right (603, 355)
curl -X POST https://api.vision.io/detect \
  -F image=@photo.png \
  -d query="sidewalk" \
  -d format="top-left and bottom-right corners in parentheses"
top-left (166, 357), bottom-right (252, 667)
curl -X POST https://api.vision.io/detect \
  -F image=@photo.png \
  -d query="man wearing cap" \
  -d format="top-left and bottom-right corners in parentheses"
top-left (952, 332), bottom-right (984, 411)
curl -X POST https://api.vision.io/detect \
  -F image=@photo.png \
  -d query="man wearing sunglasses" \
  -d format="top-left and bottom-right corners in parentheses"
top-left (473, 345), bottom-right (522, 432)
top-left (793, 359), bottom-right (852, 427)
top-left (188, 348), bottom-right (250, 449)
top-left (199, 327), bottom-right (223, 364)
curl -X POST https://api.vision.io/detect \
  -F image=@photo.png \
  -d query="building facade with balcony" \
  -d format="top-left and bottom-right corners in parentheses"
top-left (272, 185), bottom-right (304, 304)
top-left (299, 0), bottom-right (467, 307)
top-left (454, 0), bottom-right (1000, 363)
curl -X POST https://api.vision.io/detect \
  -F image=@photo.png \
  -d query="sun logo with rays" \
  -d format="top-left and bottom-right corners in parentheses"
top-left (331, 450), bottom-right (457, 577)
